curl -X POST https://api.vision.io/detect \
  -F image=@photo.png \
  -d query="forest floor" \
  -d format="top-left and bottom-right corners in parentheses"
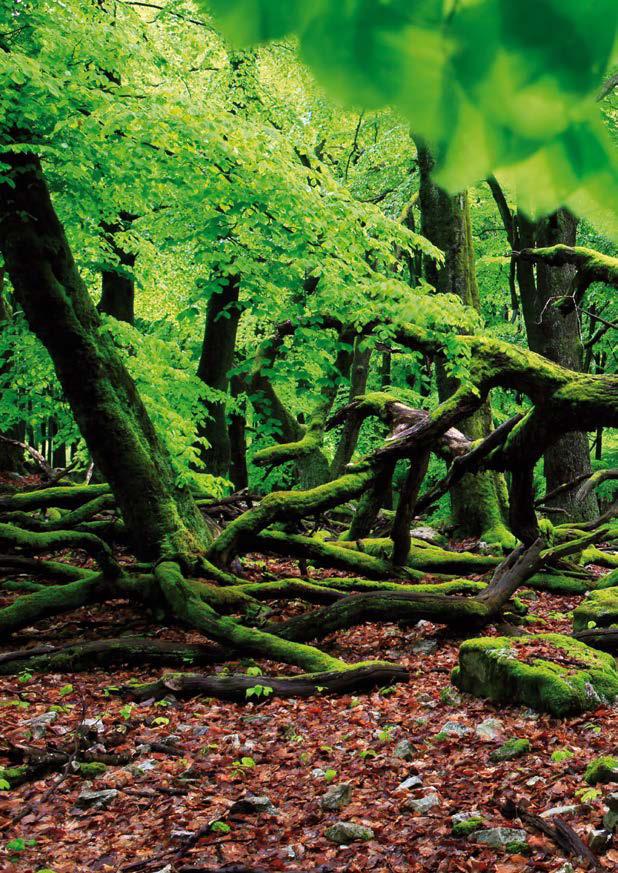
top-left (0, 552), bottom-right (617, 873)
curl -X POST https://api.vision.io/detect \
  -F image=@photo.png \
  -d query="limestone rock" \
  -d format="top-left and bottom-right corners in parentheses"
top-left (320, 783), bottom-right (352, 812)
top-left (324, 822), bottom-right (374, 844)
top-left (472, 827), bottom-right (528, 851)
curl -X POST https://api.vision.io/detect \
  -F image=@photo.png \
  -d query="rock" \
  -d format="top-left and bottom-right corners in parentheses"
top-left (475, 718), bottom-right (504, 740)
top-left (403, 793), bottom-right (439, 814)
top-left (453, 633), bottom-right (618, 716)
top-left (397, 775), bottom-right (423, 790)
top-left (79, 717), bottom-right (104, 734)
top-left (311, 768), bottom-right (326, 779)
top-left (555, 865), bottom-right (575, 873)
top-left (440, 720), bottom-right (471, 737)
top-left (585, 756), bottom-right (618, 785)
top-left (320, 783), bottom-right (352, 811)
top-left (28, 712), bottom-right (58, 739)
top-left (324, 822), bottom-right (374, 845)
top-left (409, 526), bottom-right (447, 546)
top-left (393, 739), bottom-right (417, 760)
top-left (573, 587), bottom-right (618, 631)
top-left (588, 828), bottom-right (612, 854)
top-left (129, 758), bottom-right (157, 776)
top-left (603, 793), bottom-right (618, 831)
top-left (75, 789), bottom-right (119, 810)
top-left (540, 804), bottom-right (579, 819)
top-left (451, 812), bottom-right (484, 837)
top-left (229, 794), bottom-right (277, 815)
top-left (490, 738), bottom-right (531, 762)
top-left (411, 638), bottom-right (438, 654)
top-left (472, 827), bottom-right (528, 851)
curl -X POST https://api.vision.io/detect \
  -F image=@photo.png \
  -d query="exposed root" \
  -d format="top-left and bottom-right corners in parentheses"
top-left (124, 661), bottom-right (410, 702)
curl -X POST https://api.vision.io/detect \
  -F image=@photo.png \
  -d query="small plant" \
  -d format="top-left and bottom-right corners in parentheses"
top-left (210, 821), bottom-right (231, 834)
top-left (377, 725), bottom-right (395, 742)
top-left (152, 716), bottom-right (170, 726)
top-left (246, 666), bottom-right (263, 677)
top-left (324, 768), bottom-right (337, 782)
top-left (0, 778), bottom-right (10, 790)
top-left (17, 671), bottom-right (33, 684)
top-left (575, 786), bottom-right (602, 803)
top-left (359, 748), bottom-right (378, 759)
top-left (58, 683), bottom-right (74, 697)
top-left (245, 684), bottom-right (273, 699)
top-left (6, 837), bottom-right (37, 854)
top-left (231, 756), bottom-right (256, 777)
top-left (551, 748), bottom-right (574, 763)
top-left (119, 703), bottom-right (135, 721)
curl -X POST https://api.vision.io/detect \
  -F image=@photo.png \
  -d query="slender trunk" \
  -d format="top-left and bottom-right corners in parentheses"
top-left (228, 372), bottom-right (248, 490)
top-left (330, 337), bottom-right (372, 477)
top-left (98, 216), bottom-right (136, 324)
top-left (196, 274), bottom-right (241, 478)
top-left (0, 273), bottom-right (24, 473)
top-left (418, 144), bottom-right (511, 544)
top-left (516, 209), bottom-right (598, 521)
top-left (0, 152), bottom-right (211, 560)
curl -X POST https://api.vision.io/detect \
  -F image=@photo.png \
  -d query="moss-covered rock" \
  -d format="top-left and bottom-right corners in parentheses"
top-left (452, 633), bottom-right (618, 716)
top-left (573, 587), bottom-right (618, 631)
top-left (77, 762), bottom-right (107, 778)
top-left (584, 756), bottom-right (618, 785)
top-left (489, 738), bottom-right (531, 762)
top-left (452, 814), bottom-right (484, 837)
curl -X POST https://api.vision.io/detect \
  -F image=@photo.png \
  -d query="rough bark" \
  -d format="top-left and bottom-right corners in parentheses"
top-left (195, 273), bottom-right (242, 478)
top-left (514, 208), bottom-right (598, 521)
top-left (0, 151), bottom-right (211, 561)
top-left (417, 144), bottom-right (512, 545)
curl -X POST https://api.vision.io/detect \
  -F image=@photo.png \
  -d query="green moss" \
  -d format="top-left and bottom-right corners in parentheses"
top-left (0, 764), bottom-right (28, 787)
top-left (489, 738), bottom-right (531, 762)
top-left (506, 840), bottom-right (530, 855)
top-left (584, 756), bottom-right (618, 785)
top-left (452, 817), bottom-right (484, 837)
top-left (573, 587), bottom-right (618, 631)
top-left (77, 762), bottom-right (107, 777)
top-left (453, 633), bottom-right (618, 716)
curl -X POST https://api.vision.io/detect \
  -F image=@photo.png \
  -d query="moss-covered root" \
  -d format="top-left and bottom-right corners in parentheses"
top-left (207, 466), bottom-right (374, 565)
top-left (255, 530), bottom-right (428, 580)
top-left (0, 636), bottom-right (226, 675)
top-left (155, 561), bottom-right (348, 673)
top-left (0, 574), bottom-right (105, 635)
top-left (268, 589), bottom-right (490, 644)
top-left (0, 553), bottom-right (93, 581)
top-left (125, 661), bottom-right (409, 703)
top-left (315, 577), bottom-right (487, 596)
top-left (0, 483), bottom-right (111, 513)
top-left (1, 494), bottom-right (115, 532)
top-left (0, 522), bottom-right (118, 576)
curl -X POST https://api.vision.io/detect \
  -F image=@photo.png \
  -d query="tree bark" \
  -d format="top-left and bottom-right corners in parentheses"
top-left (516, 209), bottom-right (598, 521)
top-left (417, 144), bottom-right (512, 545)
top-left (195, 273), bottom-right (241, 478)
top-left (0, 151), bottom-right (211, 561)
top-left (97, 216), bottom-right (136, 324)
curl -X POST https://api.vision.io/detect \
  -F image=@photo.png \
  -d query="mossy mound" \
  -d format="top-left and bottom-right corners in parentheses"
top-left (573, 587), bottom-right (618, 631)
top-left (584, 756), bottom-right (618, 785)
top-left (452, 633), bottom-right (618, 717)
top-left (489, 738), bottom-right (531, 762)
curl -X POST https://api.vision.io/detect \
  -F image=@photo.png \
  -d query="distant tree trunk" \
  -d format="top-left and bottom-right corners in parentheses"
top-left (98, 242), bottom-right (135, 324)
top-left (228, 371), bottom-right (248, 491)
top-left (0, 271), bottom-right (24, 473)
top-left (195, 274), bottom-right (242, 479)
top-left (0, 151), bottom-right (211, 560)
top-left (330, 337), bottom-right (372, 477)
top-left (516, 209), bottom-right (598, 521)
top-left (417, 144), bottom-right (512, 545)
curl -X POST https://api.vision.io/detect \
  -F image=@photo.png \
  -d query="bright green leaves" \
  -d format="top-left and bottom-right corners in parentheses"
top-left (203, 0), bottom-right (618, 236)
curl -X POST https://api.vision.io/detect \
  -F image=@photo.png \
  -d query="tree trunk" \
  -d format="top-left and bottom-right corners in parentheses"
top-left (516, 209), bottom-right (598, 521)
top-left (0, 151), bottom-right (211, 560)
top-left (0, 272), bottom-right (24, 473)
top-left (330, 337), bottom-right (372, 477)
top-left (195, 274), bottom-right (241, 478)
top-left (417, 144), bottom-right (512, 545)
top-left (228, 371), bottom-right (249, 490)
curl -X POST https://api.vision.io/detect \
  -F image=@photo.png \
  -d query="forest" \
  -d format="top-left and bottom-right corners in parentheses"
top-left (0, 1), bottom-right (617, 871)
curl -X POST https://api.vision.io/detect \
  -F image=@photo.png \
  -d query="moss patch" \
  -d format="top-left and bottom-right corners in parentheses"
top-left (573, 587), bottom-right (618, 631)
top-left (489, 738), bottom-right (531, 762)
top-left (584, 756), bottom-right (618, 785)
top-left (452, 633), bottom-right (618, 716)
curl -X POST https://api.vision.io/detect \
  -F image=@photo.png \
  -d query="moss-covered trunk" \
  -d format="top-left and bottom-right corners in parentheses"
top-left (516, 209), bottom-right (598, 522)
top-left (417, 144), bottom-right (511, 545)
top-left (195, 273), bottom-right (241, 478)
top-left (0, 152), bottom-right (211, 561)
